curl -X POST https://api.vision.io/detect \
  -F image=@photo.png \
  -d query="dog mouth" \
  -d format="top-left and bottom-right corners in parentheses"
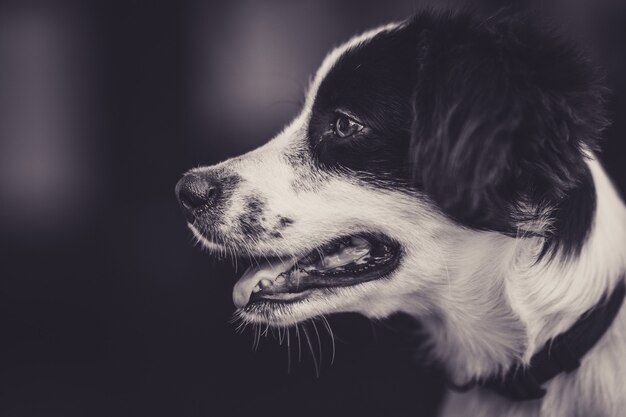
top-left (232, 234), bottom-right (401, 309)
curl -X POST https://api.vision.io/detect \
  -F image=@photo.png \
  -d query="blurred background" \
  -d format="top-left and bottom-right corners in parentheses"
top-left (0, 1), bottom-right (625, 416)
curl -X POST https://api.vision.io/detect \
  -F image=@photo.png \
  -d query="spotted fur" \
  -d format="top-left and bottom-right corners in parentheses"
top-left (179, 9), bottom-right (626, 417)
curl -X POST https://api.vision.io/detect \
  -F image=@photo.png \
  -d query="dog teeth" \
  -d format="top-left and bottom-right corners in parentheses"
top-left (252, 276), bottom-right (285, 293)
top-left (259, 279), bottom-right (273, 289)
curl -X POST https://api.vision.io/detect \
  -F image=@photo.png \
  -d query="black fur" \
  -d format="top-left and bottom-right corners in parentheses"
top-left (238, 195), bottom-right (267, 238)
top-left (308, 25), bottom-right (416, 188)
top-left (308, 9), bottom-right (608, 257)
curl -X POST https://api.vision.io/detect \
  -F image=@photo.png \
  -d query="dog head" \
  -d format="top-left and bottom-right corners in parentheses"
top-left (176, 10), bottom-right (606, 368)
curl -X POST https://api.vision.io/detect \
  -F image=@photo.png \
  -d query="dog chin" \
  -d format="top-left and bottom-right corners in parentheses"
top-left (188, 223), bottom-right (223, 252)
top-left (190, 222), bottom-right (404, 326)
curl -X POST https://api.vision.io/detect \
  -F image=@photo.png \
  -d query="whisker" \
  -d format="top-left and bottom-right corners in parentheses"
top-left (311, 319), bottom-right (323, 368)
top-left (253, 323), bottom-right (262, 351)
top-left (295, 323), bottom-right (302, 362)
top-left (235, 320), bottom-right (248, 334)
top-left (270, 326), bottom-right (276, 340)
top-left (320, 315), bottom-right (336, 365)
top-left (302, 324), bottom-right (320, 378)
top-left (228, 312), bottom-right (240, 324)
top-left (278, 325), bottom-right (285, 345)
top-left (286, 326), bottom-right (292, 374)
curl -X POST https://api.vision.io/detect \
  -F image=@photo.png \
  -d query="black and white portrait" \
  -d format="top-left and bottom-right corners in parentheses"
top-left (2, 1), bottom-right (626, 416)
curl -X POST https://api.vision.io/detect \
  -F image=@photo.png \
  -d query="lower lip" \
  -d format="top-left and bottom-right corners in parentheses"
top-left (249, 289), bottom-right (316, 304)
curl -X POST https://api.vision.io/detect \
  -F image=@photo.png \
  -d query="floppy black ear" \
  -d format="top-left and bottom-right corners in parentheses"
top-left (409, 13), bottom-right (608, 234)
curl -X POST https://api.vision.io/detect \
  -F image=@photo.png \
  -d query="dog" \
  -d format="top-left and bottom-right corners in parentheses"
top-left (176, 9), bottom-right (626, 417)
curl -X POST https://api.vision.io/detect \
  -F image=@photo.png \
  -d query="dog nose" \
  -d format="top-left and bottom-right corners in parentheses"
top-left (175, 173), bottom-right (221, 221)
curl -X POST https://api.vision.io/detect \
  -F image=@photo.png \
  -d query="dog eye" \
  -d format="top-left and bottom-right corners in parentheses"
top-left (332, 114), bottom-right (364, 138)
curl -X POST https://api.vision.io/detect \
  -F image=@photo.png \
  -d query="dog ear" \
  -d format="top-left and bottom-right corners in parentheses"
top-left (409, 14), bottom-right (608, 232)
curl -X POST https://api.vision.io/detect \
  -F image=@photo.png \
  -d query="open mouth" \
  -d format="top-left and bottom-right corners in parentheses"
top-left (232, 234), bottom-right (401, 309)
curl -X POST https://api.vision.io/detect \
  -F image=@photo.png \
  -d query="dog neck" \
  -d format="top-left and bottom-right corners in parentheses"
top-left (418, 156), bottom-right (626, 389)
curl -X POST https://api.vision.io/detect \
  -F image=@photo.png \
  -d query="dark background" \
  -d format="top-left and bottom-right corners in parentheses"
top-left (1, 1), bottom-right (625, 416)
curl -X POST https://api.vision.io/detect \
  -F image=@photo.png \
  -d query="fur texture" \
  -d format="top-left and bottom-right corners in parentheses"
top-left (177, 9), bottom-right (626, 417)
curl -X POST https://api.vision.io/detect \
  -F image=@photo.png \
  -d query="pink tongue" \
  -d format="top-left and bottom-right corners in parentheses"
top-left (232, 257), bottom-right (298, 308)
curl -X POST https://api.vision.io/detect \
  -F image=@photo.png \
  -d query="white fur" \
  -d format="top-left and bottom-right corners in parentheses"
top-left (441, 158), bottom-right (626, 416)
top-left (191, 27), bottom-right (626, 417)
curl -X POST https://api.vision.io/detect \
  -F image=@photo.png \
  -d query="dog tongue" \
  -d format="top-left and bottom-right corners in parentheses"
top-left (232, 257), bottom-right (298, 308)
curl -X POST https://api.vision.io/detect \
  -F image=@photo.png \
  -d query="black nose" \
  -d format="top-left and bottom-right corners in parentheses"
top-left (175, 173), bottom-right (221, 221)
